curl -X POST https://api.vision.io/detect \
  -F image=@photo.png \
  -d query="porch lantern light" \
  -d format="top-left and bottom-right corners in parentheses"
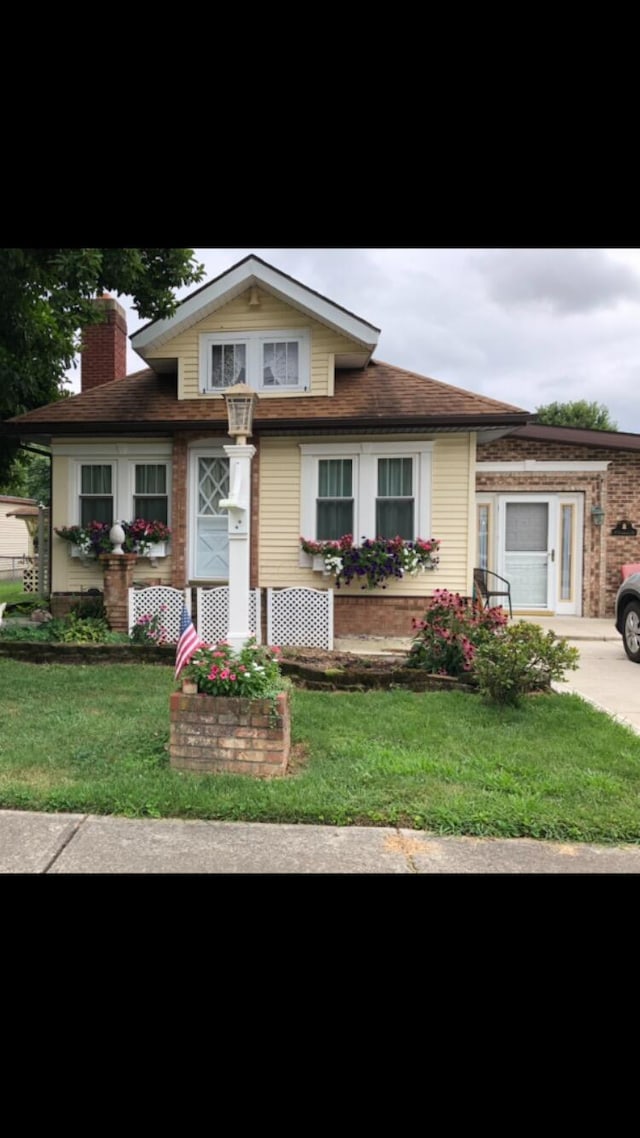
top-left (223, 383), bottom-right (258, 443)
top-left (591, 504), bottom-right (605, 527)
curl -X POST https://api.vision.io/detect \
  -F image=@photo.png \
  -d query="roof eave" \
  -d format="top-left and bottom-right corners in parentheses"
top-left (131, 256), bottom-right (380, 358)
top-left (3, 412), bottom-right (531, 442)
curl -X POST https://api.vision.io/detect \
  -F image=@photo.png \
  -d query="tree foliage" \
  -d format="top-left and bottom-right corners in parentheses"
top-left (535, 400), bottom-right (618, 431)
top-left (0, 248), bottom-right (205, 484)
top-left (1, 449), bottom-right (51, 504)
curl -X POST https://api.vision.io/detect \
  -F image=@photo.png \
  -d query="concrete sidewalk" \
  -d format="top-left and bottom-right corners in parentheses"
top-left (2, 809), bottom-right (640, 874)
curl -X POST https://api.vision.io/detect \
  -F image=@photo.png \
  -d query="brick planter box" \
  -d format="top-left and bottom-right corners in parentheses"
top-left (169, 690), bottom-right (290, 777)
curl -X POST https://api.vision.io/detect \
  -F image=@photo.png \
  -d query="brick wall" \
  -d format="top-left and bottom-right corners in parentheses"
top-left (478, 436), bottom-right (640, 616)
top-left (333, 594), bottom-right (434, 638)
top-left (169, 690), bottom-right (290, 776)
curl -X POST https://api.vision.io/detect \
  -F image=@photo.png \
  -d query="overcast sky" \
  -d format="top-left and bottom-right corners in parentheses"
top-left (68, 248), bottom-right (640, 433)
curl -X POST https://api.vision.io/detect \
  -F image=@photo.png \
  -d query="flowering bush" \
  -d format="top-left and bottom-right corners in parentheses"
top-left (130, 606), bottom-right (169, 645)
top-left (180, 638), bottom-right (284, 698)
top-left (300, 534), bottom-right (440, 589)
top-left (407, 589), bottom-right (508, 677)
top-left (56, 519), bottom-right (171, 557)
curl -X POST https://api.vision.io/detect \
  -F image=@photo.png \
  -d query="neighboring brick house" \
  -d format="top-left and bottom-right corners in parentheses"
top-left (5, 254), bottom-right (532, 637)
top-left (477, 424), bottom-right (640, 617)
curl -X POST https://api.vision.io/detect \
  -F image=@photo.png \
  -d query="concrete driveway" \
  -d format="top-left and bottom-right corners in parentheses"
top-left (517, 616), bottom-right (640, 736)
top-left (551, 639), bottom-right (640, 735)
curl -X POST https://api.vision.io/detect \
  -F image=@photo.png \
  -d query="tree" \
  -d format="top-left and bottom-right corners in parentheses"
top-left (535, 400), bottom-right (618, 431)
top-left (0, 248), bottom-right (205, 484)
top-left (2, 449), bottom-right (51, 504)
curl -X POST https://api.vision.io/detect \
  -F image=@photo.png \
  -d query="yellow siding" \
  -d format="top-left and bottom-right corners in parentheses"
top-left (431, 434), bottom-right (474, 596)
top-left (259, 439), bottom-right (308, 587)
top-left (144, 287), bottom-right (359, 400)
top-left (258, 434), bottom-right (474, 597)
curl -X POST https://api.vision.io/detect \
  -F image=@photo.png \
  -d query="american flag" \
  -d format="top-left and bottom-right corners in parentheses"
top-left (175, 604), bottom-right (203, 679)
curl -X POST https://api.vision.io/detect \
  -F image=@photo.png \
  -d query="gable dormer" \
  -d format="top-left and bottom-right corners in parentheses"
top-left (130, 255), bottom-right (380, 400)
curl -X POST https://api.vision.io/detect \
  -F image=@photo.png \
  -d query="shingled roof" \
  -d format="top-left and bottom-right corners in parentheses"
top-left (6, 359), bottom-right (530, 439)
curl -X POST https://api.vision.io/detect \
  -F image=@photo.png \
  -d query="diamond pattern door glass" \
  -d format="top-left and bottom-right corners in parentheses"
top-left (196, 457), bottom-right (229, 578)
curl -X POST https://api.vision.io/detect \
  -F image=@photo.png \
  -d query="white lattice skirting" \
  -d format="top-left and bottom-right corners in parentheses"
top-left (196, 587), bottom-right (261, 644)
top-left (128, 585), bottom-right (333, 649)
top-left (23, 559), bottom-right (39, 593)
top-left (128, 587), bottom-right (191, 644)
top-left (267, 587), bottom-right (334, 649)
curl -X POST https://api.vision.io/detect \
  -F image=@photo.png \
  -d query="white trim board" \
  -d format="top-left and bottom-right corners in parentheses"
top-left (132, 256), bottom-right (380, 357)
top-left (477, 460), bottom-right (610, 472)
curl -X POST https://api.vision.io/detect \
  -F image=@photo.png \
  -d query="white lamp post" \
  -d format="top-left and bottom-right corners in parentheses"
top-left (220, 383), bottom-right (258, 650)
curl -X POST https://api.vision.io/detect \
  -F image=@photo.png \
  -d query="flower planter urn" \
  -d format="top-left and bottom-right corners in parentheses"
top-left (169, 689), bottom-right (290, 777)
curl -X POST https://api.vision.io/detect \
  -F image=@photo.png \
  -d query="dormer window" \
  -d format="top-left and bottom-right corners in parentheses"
top-left (200, 329), bottom-right (310, 394)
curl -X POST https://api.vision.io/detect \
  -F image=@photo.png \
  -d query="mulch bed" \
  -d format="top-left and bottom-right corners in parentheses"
top-left (0, 639), bottom-right (475, 691)
top-left (279, 647), bottom-right (474, 691)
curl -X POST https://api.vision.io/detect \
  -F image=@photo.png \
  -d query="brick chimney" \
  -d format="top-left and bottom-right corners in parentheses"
top-left (81, 295), bottom-right (128, 391)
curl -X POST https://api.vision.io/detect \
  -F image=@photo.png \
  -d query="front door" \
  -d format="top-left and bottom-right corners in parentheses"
top-left (189, 450), bottom-right (230, 580)
top-left (496, 494), bottom-right (582, 615)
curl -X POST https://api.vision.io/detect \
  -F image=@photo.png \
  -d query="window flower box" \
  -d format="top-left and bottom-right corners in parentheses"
top-left (300, 534), bottom-right (441, 590)
top-left (56, 520), bottom-right (172, 561)
top-left (69, 544), bottom-right (97, 560)
top-left (143, 542), bottom-right (167, 565)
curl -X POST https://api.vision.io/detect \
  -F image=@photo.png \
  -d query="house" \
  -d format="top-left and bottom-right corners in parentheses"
top-left (0, 495), bottom-right (37, 583)
top-left (5, 254), bottom-right (532, 637)
top-left (476, 424), bottom-right (640, 617)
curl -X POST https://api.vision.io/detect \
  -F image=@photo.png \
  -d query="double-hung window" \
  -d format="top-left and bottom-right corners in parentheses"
top-left (133, 464), bottom-right (168, 525)
top-left (200, 329), bottom-right (310, 393)
top-left (317, 459), bottom-right (354, 539)
top-left (70, 449), bottom-right (171, 535)
top-left (80, 464), bottom-right (113, 527)
top-left (376, 457), bottom-right (414, 539)
top-left (300, 441), bottom-right (432, 548)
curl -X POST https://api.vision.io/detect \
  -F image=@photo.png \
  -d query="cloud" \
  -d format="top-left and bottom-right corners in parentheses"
top-left (473, 249), bottom-right (640, 315)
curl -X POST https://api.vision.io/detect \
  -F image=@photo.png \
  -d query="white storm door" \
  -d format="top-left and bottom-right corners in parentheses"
top-left (499, 497), bottom-right (555, 611)
top-left (190, 451), bottom-right (230, 580)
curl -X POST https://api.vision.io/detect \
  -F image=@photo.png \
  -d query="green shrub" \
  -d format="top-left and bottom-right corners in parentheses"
top-left (407, 589), bottom-right (508, 677)
top-left (474, 622), bottom-right (580, 706)
top-left (71, 594), bottom-right (106, 621)
top-left (0, 621), bottom-right (61, 641)
top-left (0, 613), bottom-right (120, 644)
top-left (56, 614), bottom-right (121, 643)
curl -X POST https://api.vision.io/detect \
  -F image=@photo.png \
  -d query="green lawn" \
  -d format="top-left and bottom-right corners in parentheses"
top-left (0, 583), bottom-right (29, 605)
top-left (1, 658), bottom-right (640, 843)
